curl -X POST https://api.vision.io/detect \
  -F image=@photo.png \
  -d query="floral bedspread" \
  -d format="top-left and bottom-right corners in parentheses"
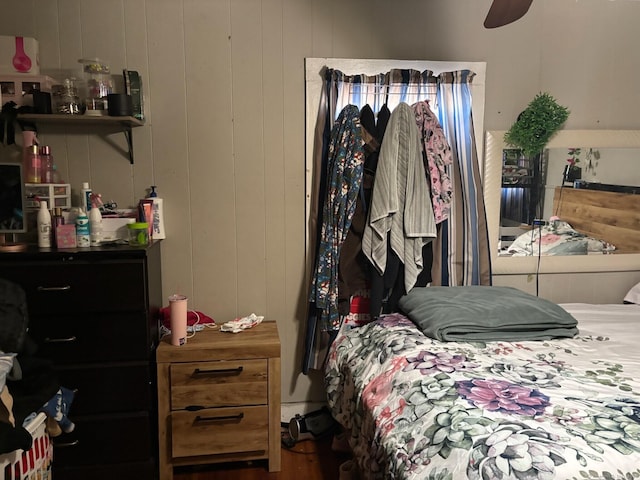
top-left (325, 304), bottom-right (640, 479)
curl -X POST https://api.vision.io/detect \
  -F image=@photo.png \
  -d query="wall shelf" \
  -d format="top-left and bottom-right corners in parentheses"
top-left (16, 114), bottom-right (145, 164)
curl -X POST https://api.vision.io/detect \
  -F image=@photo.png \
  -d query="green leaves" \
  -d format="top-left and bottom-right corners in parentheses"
top-left (505, 92), bottom-right (570, 157)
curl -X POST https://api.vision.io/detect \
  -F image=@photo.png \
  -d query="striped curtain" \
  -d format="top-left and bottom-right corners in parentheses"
top-left (433, 71), bottom-right (492, 286)
top-left (325, 67), bottom-right (491, 286)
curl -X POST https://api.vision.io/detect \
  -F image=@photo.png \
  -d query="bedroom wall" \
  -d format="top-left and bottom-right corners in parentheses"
top-left (1, 0), bottom-right (639, 404)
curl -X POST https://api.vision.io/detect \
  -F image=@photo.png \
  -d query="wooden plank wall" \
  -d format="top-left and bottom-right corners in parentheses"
top-left (553, 187), bottom-right (640, 253)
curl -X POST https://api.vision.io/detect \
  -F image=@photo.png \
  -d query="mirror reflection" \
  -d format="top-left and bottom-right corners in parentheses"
top-left (498, 145), bottom-right (640, 256)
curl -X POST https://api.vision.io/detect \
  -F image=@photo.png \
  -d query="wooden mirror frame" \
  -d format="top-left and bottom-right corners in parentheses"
top-left (484, 129), bottom-right (640, 275)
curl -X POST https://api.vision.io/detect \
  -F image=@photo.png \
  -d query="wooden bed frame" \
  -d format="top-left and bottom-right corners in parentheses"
top-left (552, 186), bottom-right (640, 253)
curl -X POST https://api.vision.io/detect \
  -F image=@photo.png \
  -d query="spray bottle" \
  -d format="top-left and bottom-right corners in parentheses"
top-left (76, 209), bottom-right (90, 248)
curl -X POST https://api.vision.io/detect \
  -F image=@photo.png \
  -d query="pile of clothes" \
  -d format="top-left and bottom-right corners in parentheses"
top-left (0, 278), bottom-right (75, 455)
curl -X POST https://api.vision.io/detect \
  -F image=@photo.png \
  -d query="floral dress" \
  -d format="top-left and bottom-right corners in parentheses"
top-left (310, 104), bottom-right (365, 331)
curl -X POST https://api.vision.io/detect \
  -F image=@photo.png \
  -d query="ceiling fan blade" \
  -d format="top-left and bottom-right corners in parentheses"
top-left (484, 0), bottom-right (534, 28)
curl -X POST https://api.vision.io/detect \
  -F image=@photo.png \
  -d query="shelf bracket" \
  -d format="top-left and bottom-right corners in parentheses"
top-left (123, 125), bottom-right (134, 164)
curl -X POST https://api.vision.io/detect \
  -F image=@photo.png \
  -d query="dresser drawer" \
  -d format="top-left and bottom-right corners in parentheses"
top-left (170, 359), bottom-right (267, 410)
top-left (1, 260), bottom-right (146, 313)
top-left (171, 406), bottom-right (268, 458)
top-left (29, 312), bottom-right (151, 363)
top-left (53, 412), bottom-right (152, 466)
top-left (56, 363), bottom-right (153, 415)
top-left (53, 459), bottom-right (156, 480)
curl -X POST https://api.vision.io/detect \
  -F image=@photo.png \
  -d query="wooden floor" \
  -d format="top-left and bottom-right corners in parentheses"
top-left (173, 434), bottom-right (353, 480)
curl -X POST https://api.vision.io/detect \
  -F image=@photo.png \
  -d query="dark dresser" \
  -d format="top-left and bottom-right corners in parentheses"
top-left (0, 242), bottom-right (162, 480)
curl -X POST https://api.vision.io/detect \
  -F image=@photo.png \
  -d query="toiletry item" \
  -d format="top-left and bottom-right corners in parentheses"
top-left (51, 164), bottom-right (62, 183)
top-left (75, 209), bottom-right (90, 247)
top-left (81, 182), bottom-right (92, 213)
top-left (89, 196), bottom-right (103, 246)
top-left (40, 145), bottom-right (54, 183)
top-left (26, 144), bottom-right (41, 183)
top-left (21, 130), bottom-right (37, 178)
top-left (148, 186), bottom-right (166, 240)
top-left (37, 200), bottom-right (52, 248)
top-left (52, 207), bottom-right (64, 245)
top-left (138, 199), bottom-right (154, 240)
top-left (56, 224), bottom-right (77, 248)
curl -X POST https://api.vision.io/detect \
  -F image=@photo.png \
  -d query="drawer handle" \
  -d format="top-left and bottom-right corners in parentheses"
top-left (37, 285), bottom-right (72, 292)
top-left (193, 366), bottom-right (243, 376)
top-left (54, 439), bottom-right (79, 448)
top-left (44, 336), bottom-right (77, 343)
top-left (194, 413), bottom-right (244, 424)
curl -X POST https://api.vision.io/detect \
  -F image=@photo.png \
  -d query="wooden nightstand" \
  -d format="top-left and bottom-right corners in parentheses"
top-left (156, 321), bottom-right (281, 479)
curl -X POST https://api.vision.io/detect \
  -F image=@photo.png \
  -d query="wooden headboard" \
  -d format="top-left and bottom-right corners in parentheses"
top-left (553, 187), bottom-right (640, 253)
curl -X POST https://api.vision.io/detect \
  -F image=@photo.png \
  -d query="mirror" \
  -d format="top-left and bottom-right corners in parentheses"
top-left (484, 130), bottom-right (640, 275)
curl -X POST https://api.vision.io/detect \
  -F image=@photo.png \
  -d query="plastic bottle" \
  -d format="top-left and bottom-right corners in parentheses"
top-left (37, 200), bottom-right (52, 248)
top-left (26, 144), bottom-right (41, 183)
top-left (81, 182), bottom-right (92, 213)
top-left (22, 130), bottom-right (38, 179)
top-left (76, 209), bottom-right (90, 247)
top-left (40, 145), bottom-right (54, 183)
top-left (148, 185), bottom-right (166, 239)
top-left (89, 195), bottom-right (103, 247)
top-left (52, 207), bottom-right (65, 246)
top-left (52, 164), bottom-right (62, 183)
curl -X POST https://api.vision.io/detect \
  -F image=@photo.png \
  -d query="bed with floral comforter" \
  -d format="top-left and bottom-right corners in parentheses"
top-left (325, 304), bottom-right (640, 479)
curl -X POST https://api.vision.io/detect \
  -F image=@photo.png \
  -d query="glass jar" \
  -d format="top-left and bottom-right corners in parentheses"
top-left (52, 78), bottom-right (81, 115)
top-left (78, 58), bottom-right (113, 116)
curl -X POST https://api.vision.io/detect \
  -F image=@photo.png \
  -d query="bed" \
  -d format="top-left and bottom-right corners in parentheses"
top-left (325, 286), bottom-right (640, 479)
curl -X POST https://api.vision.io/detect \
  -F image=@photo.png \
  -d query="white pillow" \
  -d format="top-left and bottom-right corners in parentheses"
top-left (624, 282), bottom-right (640, 304)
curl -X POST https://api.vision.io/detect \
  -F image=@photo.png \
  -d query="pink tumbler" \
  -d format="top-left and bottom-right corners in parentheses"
top-left (169, 294), bottom-right (188, 346)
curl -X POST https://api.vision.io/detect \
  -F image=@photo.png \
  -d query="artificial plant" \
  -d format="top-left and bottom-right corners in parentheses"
top-left (504, 92), bottom-right (570, 158)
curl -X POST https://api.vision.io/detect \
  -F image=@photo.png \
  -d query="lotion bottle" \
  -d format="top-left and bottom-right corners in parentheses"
top-left (148, 185), bottom-right (166, 239)
top-left (37, 200), bottom-right (52, 248)
top-left (89, 195), bottom-right (103, 246)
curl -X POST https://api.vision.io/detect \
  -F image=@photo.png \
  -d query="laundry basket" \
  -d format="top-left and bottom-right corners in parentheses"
top-left (0, 412), bottom-right (52, 480)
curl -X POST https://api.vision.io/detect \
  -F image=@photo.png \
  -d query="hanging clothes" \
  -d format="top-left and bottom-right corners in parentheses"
top-left (361, 102), bottom-right (437, 310)
top-left (337, 104), bottom-right (390, 316)
top-left (309, 104), bottom-right (365, 332)
top-left (413, 100), bottom-right (453, 224)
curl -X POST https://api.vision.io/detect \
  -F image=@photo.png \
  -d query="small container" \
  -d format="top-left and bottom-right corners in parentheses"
top-left (52, 78), bottom-right (81, 115)
top-left (79, 58), bottom-right (113, 116)
top-left (127, 222), bottom-right (149, 246)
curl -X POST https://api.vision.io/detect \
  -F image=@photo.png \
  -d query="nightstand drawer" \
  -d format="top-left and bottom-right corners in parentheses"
top-left (171, 406), bottom-right (268, 458)
top-left (170, 360), bottom-right (268, 409)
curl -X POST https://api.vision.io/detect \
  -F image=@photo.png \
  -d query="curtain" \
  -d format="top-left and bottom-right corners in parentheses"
top-left (433, 71), bottom-right (492, 286)
top-left (303, 67), bottom-right (491, 373)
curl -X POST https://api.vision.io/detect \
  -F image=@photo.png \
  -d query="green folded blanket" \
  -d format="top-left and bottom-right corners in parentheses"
top-left (398, 286), bottom-right (578, 342)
